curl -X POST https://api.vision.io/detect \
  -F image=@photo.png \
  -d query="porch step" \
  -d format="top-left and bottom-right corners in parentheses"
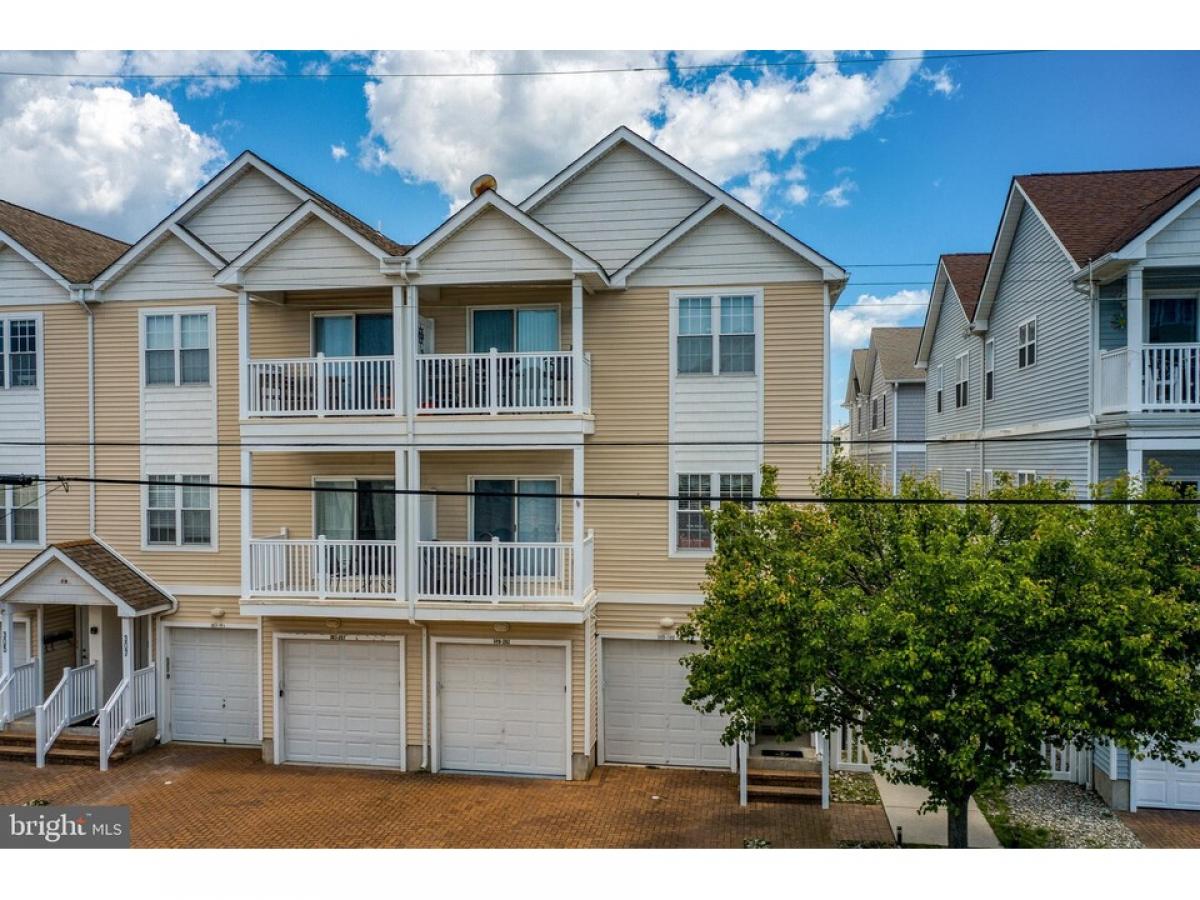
top-left (745, 768), bottom-right (822, 804)
top-left (746, 752), bottom-right (822, 773)
top-left (0, 727), bottom-right (131, 766)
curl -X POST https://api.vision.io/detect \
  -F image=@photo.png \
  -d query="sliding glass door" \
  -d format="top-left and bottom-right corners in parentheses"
top-left (472, 478), bottom-right (557, 543)
top-left (315, 479), bottom-right (396, 541)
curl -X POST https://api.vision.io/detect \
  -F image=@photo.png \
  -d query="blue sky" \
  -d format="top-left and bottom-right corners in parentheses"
top-left (2, 50), bottom-right (1198, 425)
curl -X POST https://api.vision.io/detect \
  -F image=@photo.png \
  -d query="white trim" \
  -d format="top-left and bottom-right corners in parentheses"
top-left (272, 630), bottom-right (406, 771)
top-left (0, 229), bottom-right (75, 293)
top-left (464, 302), bottom-right (563, 354)
top-left (159, 620), bottom-right (261, 746)
top-left (0, 545), bottom-right (171, 617)
top-left (169, 224), bottom-right (226, 269)
top-left (430, 636), bottom-right (572, 779)
top-left (984, 338), bottom-right (996, 402)
top-left (939, 414), bottom-right (1094, 442)
top-left (1118, 182), bottom-right (1200, 259)
top-left (1017, 315), bottom-right (1038, 370)
top-left (607, 199), bottom-right (722, 287)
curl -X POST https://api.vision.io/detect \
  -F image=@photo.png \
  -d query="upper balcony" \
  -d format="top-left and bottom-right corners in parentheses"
top-left (1098, 344), bottom-right (1200, 414)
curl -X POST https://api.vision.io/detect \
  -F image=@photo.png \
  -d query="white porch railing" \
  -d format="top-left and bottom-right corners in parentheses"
top-left (416, 350), bottom-right (584, 414)
top-left (35, 663), bottom-right (97, 768)
top-left (98, 663), bottom-right (156, 771)
top-left (246, 355), bottom-right (396, 417)
top-left (1042, 741), bottom-right (1089, 784)
top-left (249, 538), bottom-right (398, 599)
top-left (1143, 344), bottom-right (1200, 409)
top-left (833, 723), bottom-right (872, 772)
top-left (0, 657), bottom-right (40, 726)
top-left (416, 538), bottom-right (578, 602)
top-left (1098, 347), bottom-right (1128, 413)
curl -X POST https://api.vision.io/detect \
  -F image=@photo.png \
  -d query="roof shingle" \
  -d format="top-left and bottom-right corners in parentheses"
top-left (871, 327), bottom-right (925, 382)
top-left (941, 253), bottom-right (990, 320)
top-left (54, 539), bottom-right (172, 612)
top-left (0, 200), bottom-right (129, 283)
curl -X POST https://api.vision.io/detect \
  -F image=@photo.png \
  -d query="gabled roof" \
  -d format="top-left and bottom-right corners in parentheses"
top-left (1015, 166), bottom-right (1200, 267)
top-left (941, 253), bottom-right (990, 321)
top-left (520, 125), bottom-right (847, 292)
top-left (844, 347), bottom-right (874, 405)
top-left (870, 327), bottom-right (925, 383)
top-left (0, 538), bottom-right (174, 616)
top-left (0, 199), bottom-right (128, 285)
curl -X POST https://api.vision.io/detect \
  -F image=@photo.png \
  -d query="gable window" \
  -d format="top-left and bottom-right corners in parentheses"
top-left (984, 339), bottom-right (995, 401)
top-left (145, 312), bottom-right (210, 386)
top-left (0, 483), bottom-right (40, 544)
top-left (0, 318), bottom-right (38, 389)
top-left (954, 352), bottom-right (969, 409)
top-left (936, 365), bottom-right (944, 413)
top-left (1018, 318), bottom-right (1036, 369)
top-left (147, 475), bottom-right (212, 546)
top-left (676, 293), bottom-right (758, 375)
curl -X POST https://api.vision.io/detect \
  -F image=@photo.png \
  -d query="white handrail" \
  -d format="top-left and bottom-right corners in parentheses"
top-left (35, 663), bottom-right (97, 768)
top-left (417, 350), bottom-right (577, 414)
top-left (1097, 347), bottom-right (1128, 414)
top-left (1143, 344), bottom-right (1200, 409)
top-left (249, 538), bottom-right (397, 599)
top-left (131, 663), bottom-right (156, 725)
top-left (416, 539), bottom-right (575, 602)
top-left (246, 355), bottom-right (396, 417)
top-left (98, 678), bottom-right (129, 772)
top-left (1, 657), bottom-right (40, 726)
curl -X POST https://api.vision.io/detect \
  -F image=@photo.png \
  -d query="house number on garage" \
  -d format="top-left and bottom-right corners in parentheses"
top-left (492, 638), bottom-right (511, 646)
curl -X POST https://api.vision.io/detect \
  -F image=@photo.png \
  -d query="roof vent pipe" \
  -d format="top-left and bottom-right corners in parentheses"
top-left (470, 173), bottom-right (498, 197)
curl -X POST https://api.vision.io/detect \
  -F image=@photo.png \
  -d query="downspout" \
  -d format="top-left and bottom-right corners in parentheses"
top-left (74, 289), bottom-right (97, 535)
top-left (420, 622), bottom-right (429, 770)
top-left (978, 332), bottom-right (986, 485)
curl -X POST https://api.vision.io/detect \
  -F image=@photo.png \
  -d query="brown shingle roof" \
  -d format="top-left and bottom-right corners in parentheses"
top-left (53, 539), bottom-right (172, 612)
top-left (0, 200), bottom-right (129, 283)
top-left (844, 347), bottom-right (873, 404)
top-left (941, 253), bottom-right (990, 320)
top-left (1016, 166), bottom-right (1200, 267)
top-left (871, 326), bottom-right (925, 382)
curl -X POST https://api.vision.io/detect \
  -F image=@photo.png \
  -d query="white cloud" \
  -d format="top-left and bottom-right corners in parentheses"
top-left (830, 289), bottom-right (929, 352)
top-left (0, 53), bottom-right (225, 239)
top-left (918, 65), bottom-right (958, 96)
top-left (730, 169), bottom-right (778, 208)
top-left (820, 178), bottom-right (858, 208)
top-left (363, 50), bottom-right (924, 210)
top-left (123, 51), bottom-right (283, 98)
top-left (302, 60), bottom-right (332, 79)
top-left (785, 183), bottom-right (811, 205)
top-left (672, 51), bottom-right (745, 69)
top-left (331, 144), bottom-right (349, 162)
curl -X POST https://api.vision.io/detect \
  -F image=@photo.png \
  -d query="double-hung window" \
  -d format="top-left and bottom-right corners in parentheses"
top-left (954, 352), bottom-right (969, 409)
top-left (0, 317), bottom-right (38, 389)
top-left (1016, 471), bottom-right (1037, 487)
top-left (147, 475), bottom-right (212, 547)
top-left (936, 365), bottom-right (944, 413)
top-left (872, 397), bottom-right (879, 430)
top-left (882, 393), bottom-right (887, 429)
top-left (676, 293), bottom-right (757, 375)
top-left (1018, 318), bottom-right (1036, 369)
top-left (0, 483), bottom-right (40, 544)
top-left (145, 312), bottom-right (210, 386)
top-left (984, 339), bottom-right (995, 401)
top-left (675, 472), bottom-right (754, 551)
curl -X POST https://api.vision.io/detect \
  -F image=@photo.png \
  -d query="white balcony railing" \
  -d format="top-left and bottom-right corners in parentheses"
top-left (417, 350), bottom-right (585, 414)
top-left (249, 538), bottom-right (398, 599)
top-left (1098, 347), bottom-right (1128, 413)
top-left (246, 355), bottom-right (395, 417)
top-left (416, 538), bottom-right (579, 602)
top-left (0, 657), bottom-right (40, 726)
top-left (1143, 344), bottom-right (1200, 410)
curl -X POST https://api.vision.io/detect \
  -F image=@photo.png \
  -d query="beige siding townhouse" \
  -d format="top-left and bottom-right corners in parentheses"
top-left (0, 127), bottom-right (845, 779)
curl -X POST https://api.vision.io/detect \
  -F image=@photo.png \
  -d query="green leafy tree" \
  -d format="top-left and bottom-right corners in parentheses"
top-left (680, 459), bottom-right (1200, 848)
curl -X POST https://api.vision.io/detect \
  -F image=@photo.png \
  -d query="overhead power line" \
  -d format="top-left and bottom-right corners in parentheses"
top-left (26, 473), bottom-right (1200, 506)
top-left (0, 51), bottom-right (1047, 81)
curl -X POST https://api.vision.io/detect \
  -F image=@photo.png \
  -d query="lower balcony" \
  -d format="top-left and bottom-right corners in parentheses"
top-left (247, 535), bottom-right (594, 604)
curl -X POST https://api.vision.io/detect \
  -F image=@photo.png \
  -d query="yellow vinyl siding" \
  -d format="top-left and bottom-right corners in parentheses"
top-left (250, 451), bottom-right (396, 540)
top-left (92, 298), bottom-right (240, 586)
top-left (248, 292), bottom-right (392, 360)
top-left (595, 601), bottom-right (701, 635)
top-left (164, 594), bottom-right (256, 628)
top-left (425, 285), bottom-right (572, 354)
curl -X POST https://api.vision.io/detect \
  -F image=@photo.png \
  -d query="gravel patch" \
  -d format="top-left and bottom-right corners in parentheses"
top-left (831, 771), bottom-right (881, 805)
top-left (1004, 781), bottom-right (1143, 848)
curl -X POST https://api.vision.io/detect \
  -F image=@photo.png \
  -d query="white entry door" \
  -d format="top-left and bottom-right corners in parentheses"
top-left (12, 620), bottom-right (29, 666)
top-left (437, 642), bottom-right (567, 777)
top-left (602, 638), bottom-right (730, 768)
top-left (281, 639), bottom-right (404, 767)
top-left (168, 627), bottom-right (258, 744)
top-left (1135, 740), bottom-right (1200, 810)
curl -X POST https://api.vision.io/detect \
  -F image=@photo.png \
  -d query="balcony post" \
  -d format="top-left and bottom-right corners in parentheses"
top-left (405, 285), bottom-right (419, 427)
top-left (240, 450), bottom-right (252, 597)
top-left (393, 285), bottom-right (405, 417)
top-left (1, 604), bottom-right (12, 722)
top-left (395, 449), bottom-right (407, 608)
top-left (573, 445), bottom-right (584, 602)
top-left (1127, 265), bottom-right (1144, 412)
top-left (317, 534), bottom-right (328, 600)
top-left (120, 616), bottom-right (133, 728)
top-left (238, 289), bottom-right (250, 419)
top-left (572, 277), bottom-right (584, 414)
top-left (316, 352), bottom-right (327, 417)
top-left (491, 536), bottom-right (501, 602)
top-left (406, 450), bottom-right (420, 616)
top-left (489, 348), bottom-right (500, 415)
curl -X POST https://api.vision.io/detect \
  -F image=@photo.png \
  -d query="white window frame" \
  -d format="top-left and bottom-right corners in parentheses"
top-left (936, 364), bottom-right (944, 414)
top-left (310, 309), bottom-right (400, 357)
top-left (871, 397), bottom-right (879, 430)
top-left (1018, 317), bottom-right (1037, 369)
top-left (466, 474), bottom-right (563, 543)
top-left (311, 475), bottom-right (400, 542)
top-left (954, 351), bottom-right (969, 409)
top-left (965, 468), bottom-right (973, 492)
top-left (143, 474), bottom-right (215, 550)
top-left (670, 288), bottom-right (764, 378)
top-left (464, 304), bottom-right (564, 353)
top-left (1016, 470), bottom-right (1037, 487)
top-left (984, 339), bottom-right (995, 401)
top-left (671, 470), bottom-right (756, 557)
top-left (984, 469), bottom-right (994, 492)
top-left (0, 482), bottom-right (43, 546)
top-left (140, 308), bottom-right (214, 388)
top-left (0, 314), bottom-right (42, 391)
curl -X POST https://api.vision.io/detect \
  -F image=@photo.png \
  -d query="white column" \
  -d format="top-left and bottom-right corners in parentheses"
top-left (393, 285), bottom-right (406, 418)
top-left (407, 450), bottom-right (420, 618)
top-left (405, 285), bottom-right (419, 427)
top-left (1127, 266), bottom-right (1144, 413)
top-left (573, 445), bottom-right (584, 602)
top-left (238, 289), bottom-right (250, 419)
top-left (240, 449), bottom-right (253, 596)
top-left (1, 604), bottom-right (12, 681)
top-left (120, 617), bottom-right (133, 685)
top-left (395, 449), bottom-right (407, 608)
top-left (822, 283), bottom-right (831, 469)
top-left (1127, 444), bottom-right (1144, 483)
top-left (821, 731), bottom-right (831, 810)
top-left (572, 277), bottom-right (584, 414)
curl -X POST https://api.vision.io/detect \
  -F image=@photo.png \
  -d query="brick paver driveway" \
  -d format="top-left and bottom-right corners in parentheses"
top-left (1119, 809), bottom-right (1200, 848)
top-left (0, 744), bottom-right (891, 848)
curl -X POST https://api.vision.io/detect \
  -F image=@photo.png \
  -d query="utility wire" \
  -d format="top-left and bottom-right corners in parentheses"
top-left (26, 473), bottom-right (1200, 506)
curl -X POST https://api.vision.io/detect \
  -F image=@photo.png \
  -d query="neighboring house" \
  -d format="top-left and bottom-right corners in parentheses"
top-left (842, 327), bottom-right (925, 491)
top-left (0, 126), bottom-right (846, 781)
top-left (829, 423), bottom-right (850, 459)
top-left (917, 165), bottom-right (1200, 812)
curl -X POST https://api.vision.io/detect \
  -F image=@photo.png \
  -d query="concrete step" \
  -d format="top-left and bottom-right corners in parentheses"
top-left (746, 783), bottom-right (822, 804)
top-left (0, 726), bottom-right (131, 765)
top-left (747, 768), bottom-right (822, 789)
top-left (746, 753), bottom-right (822, 773)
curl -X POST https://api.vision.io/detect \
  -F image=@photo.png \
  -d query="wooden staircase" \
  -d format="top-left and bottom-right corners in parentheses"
top-left (745, 733), bottom-right (823, 804)
top-left (0, 722), bottom-right (132, 767)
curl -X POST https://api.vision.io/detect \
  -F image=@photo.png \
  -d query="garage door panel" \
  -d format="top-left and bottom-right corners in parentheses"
top-left (282, 639), bottom-right (404, 768)
top-left (1136, 739), bottom-right (1200, 810)
top-left (603, 639), bottom-right (728, 768)
top-left (169, 628), bottom-right (258, 745)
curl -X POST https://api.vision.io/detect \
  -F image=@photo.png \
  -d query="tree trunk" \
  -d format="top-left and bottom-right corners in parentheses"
top-left (947, 797), bottom-right (970, 849)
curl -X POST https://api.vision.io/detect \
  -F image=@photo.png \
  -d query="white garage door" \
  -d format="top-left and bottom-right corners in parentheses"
top-left (603, 638), bottom-right (729, 768)
top-left (438, 642), bottom-right (567, 777)
top-left (1135, 741), bottom-right (1200, 810)
top-left (168, 628), bottom-right (258, 745)
top-left (12, 620), bottom-right (29, 666)
top-left (281, 639), bottom-right (404, 768)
